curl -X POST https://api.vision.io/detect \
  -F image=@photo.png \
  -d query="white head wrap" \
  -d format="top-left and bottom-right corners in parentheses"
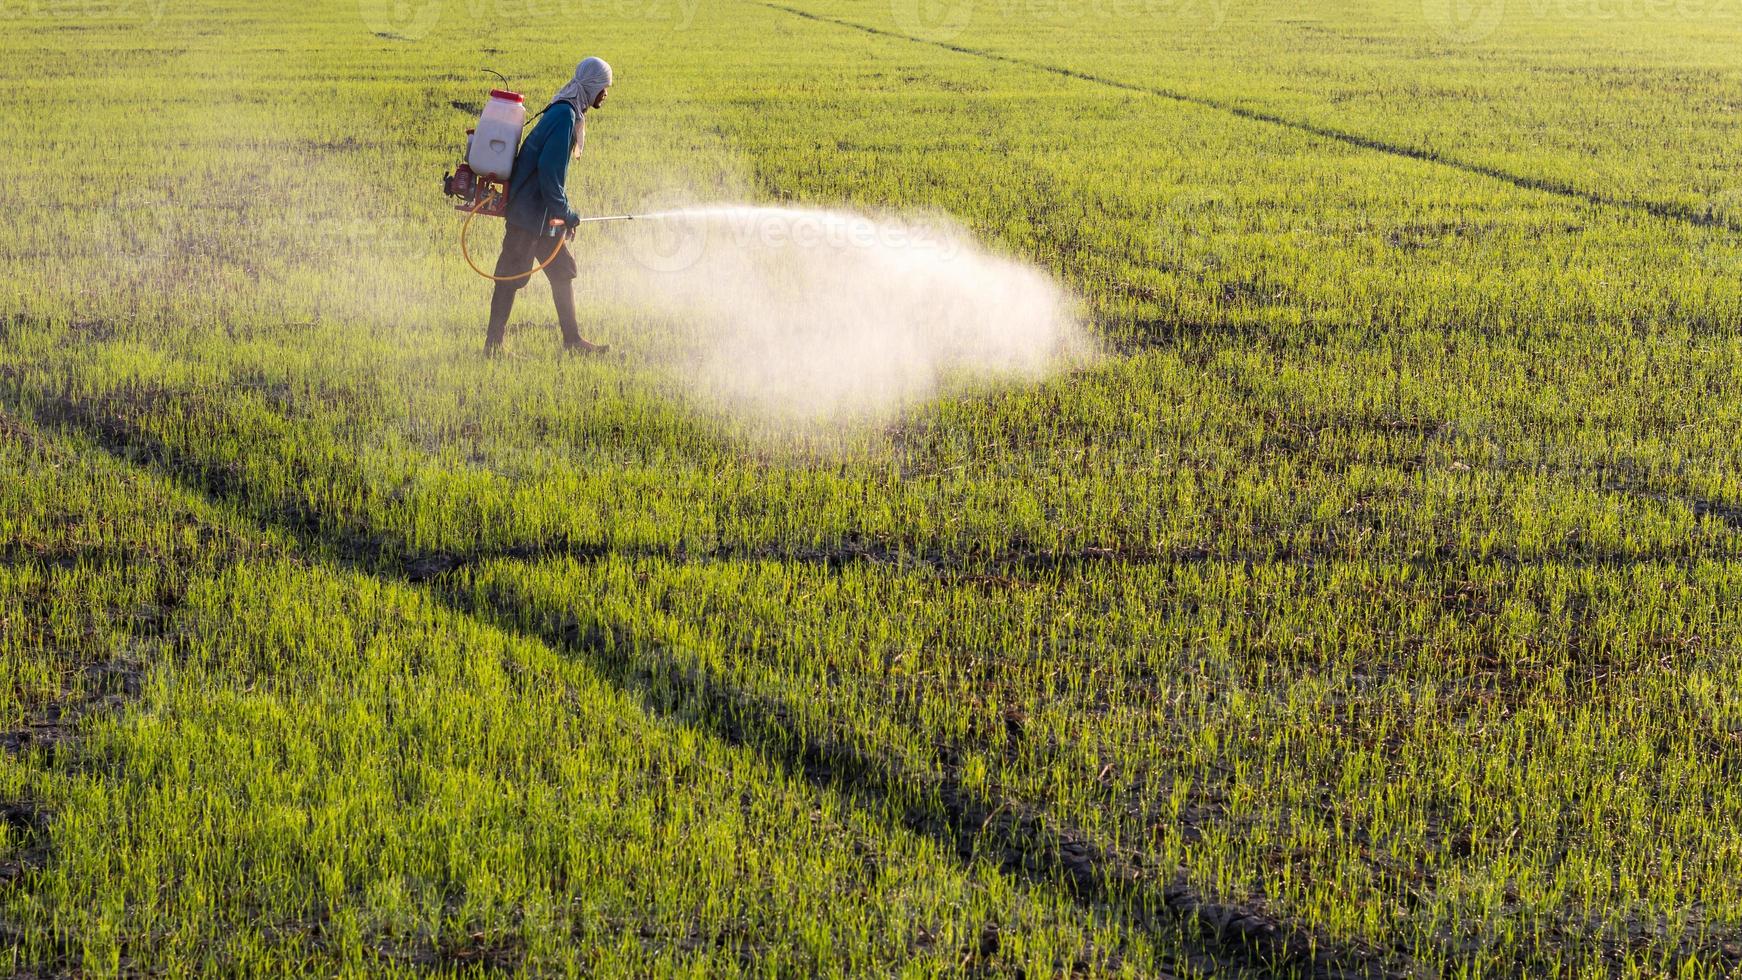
top-left (552, 57), bottom-right (612, 157)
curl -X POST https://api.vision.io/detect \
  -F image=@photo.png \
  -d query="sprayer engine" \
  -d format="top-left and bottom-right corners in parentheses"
top-left (442, 160), bottom-right (508, 217)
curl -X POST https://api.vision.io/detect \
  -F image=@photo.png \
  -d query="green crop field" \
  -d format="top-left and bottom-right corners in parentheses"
top-left (4, 0), bottom-right (1742, 972)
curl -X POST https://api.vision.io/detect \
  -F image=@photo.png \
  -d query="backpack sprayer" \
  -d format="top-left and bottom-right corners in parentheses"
top-left (442, 79), bottom-right (657, 282)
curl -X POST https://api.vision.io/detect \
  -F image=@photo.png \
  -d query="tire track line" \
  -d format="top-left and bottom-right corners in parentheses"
top-left (758, 2), bottom-right (1739, 235)
top-left (23, 393), bottom-right (1418, 980)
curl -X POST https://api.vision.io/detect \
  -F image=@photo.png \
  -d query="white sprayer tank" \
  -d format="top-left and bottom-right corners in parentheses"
top-left (467, 89), bottom-right (525, 179)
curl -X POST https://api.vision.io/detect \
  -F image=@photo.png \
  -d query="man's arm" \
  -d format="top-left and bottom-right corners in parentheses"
top-left (537, 111), bottom-right (579, 227)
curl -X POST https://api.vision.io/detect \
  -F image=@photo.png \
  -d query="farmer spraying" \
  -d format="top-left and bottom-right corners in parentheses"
top-left (483, 57), bottom-right (613, 356)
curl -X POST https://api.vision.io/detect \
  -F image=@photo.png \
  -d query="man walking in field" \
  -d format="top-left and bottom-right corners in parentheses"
top-left (484, 56), bottom-right (613, 356)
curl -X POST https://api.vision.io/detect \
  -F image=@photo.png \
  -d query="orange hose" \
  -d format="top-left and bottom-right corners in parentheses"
top-left (459, 188), bottom-right (567, 282)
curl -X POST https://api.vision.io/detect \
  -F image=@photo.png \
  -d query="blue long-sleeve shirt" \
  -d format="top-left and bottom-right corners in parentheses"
top-left (505, 103), bottom-right (579, 232)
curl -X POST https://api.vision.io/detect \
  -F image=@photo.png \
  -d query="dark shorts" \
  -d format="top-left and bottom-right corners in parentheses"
top-left (493, 221), bottom-right (577, 289)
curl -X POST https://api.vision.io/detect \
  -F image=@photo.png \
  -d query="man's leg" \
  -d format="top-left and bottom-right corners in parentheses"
top-left (486, 224), bottom-right (536, 354)
top-left (543, 239), bottom-right (605, 353)
top-left (485, 283), bottom-right (516, 352)
top-left (550, 277), bottom-right (583, 347)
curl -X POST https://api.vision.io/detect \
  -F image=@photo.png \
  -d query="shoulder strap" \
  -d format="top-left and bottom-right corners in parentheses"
top-left (523, 101), bottom-right (574, 129)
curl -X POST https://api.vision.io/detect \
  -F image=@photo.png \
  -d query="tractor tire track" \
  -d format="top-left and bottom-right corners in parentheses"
top-left (0, 411), bottom-right (279, 975)
top-left (22, 396), bottom-right (1422, 980)
top-left (455, 575), bottom-right (1403, 980)
top-left (757, 2), bottom-right (1740, 236)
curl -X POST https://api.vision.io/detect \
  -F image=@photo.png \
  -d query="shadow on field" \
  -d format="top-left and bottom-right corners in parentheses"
top-left (20, 393), bottom-right (1418, 980)
top-left (0, 410), bottom-right (298, 974)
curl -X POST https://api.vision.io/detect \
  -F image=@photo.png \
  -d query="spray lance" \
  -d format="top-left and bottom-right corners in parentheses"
top-left (440, 75), bottom-right (663, 281)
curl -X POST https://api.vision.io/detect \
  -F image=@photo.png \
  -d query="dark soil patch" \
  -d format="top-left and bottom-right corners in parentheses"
top-left (0, 802), bottom-right (50, 887)
top-left (0, 657), bottom-right (146, 761)
top-left (1603, 481), bottom-right (1742, 533)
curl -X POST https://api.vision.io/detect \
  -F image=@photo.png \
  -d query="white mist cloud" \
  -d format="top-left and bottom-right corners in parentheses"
top-left (599, 204), bottom-right (1092, 420)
